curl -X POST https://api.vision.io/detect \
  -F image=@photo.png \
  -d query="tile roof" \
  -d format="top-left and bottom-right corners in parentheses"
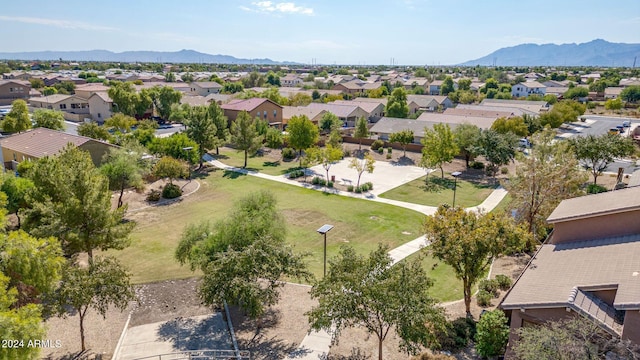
top-left (353, 97), bottom-right (388, 106)
top-left (330, 100), bottom-right (382, 113)
top-left (417, 112), bottom-right (496, 129)
top-left (369, 117), bottom-right (440, 137)
top-left (501, 234), bottom-right (640, 310)
top-left (89, 92), bottom-right (112, 102)
top-left (191, 81), bottom-right (222, 89)
top-left (444, 108), bottom-right (514, 118)
top-left (0, 128), bottom-right (96, 158)
top-left (305, 102), bottom-right (363, 118)
top-left (547, 186), bottom-right (640, 223)
top-left (220, 98), bottom-right (280, 111)
top-left (455, 104), bottom-right (536, 117)
top-left (29, 94), bottom-right (73, 104)
top-left (282, 106), bottom-right (327, 121)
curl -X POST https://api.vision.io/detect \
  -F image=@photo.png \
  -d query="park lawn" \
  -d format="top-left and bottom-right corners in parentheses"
top-left (378, 175), bottom-right (495, 208)
top-left (112, 169), bottom-right (428, 286)
top-left (491, 193), bottom-right (513, 214)
top-left (214, 147), bottom-right (301, 176)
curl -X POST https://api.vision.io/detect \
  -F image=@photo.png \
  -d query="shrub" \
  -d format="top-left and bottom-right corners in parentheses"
top-left (475, 310), bottom-right (509, 358)
top-left (494, 274), bottom-right (513, 291)
top-left (343, 149), bottom-right (351, 157)
top-left (354, 186), bottom-right (362, 193)
top-left (476, 290), bottom-right (492, 307)
top-left (378, 147), bottom-right (384, 154)
top-left (365, 182), bottom-right (373, 190)
top-left (500, 167), bottom-right (509, 175)
top-left (479, 279), bottom-right (500, 297)
top-left (586, 183), bottom-right (608, 194)
top-left (370, 139), bottom-right (384, 151)
top-left (282, 147), bottom-right (296, 161)
top-left (146, 189), bottom-right (161, 202)
top-left (327, 181), bottom-right (334, 188)
top-left (311, 176), bottom-right (326, 186)
top-left (386, 153), bottom-right (392, 159)
top-left (470, 161), bottom-right (485, 169)
top-left (435, 317), bottom-right (477, 352)
top-left (287, 169), bottom-right (305, 179)
top-left (347, 185), bottom-right (354, 192)
top-left (412, 353), bottom-right (456, 360)
top-left (387, 147), bottom-right (392, 154)
top-left (162, 183), bottom-right (182, 199)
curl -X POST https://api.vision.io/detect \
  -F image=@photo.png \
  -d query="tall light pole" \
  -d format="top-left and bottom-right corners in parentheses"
top-left (316, 224), bottom-right (334, 278)
top-left (182, 146), bottom-right (193, 182)
top-left (451, 171), bottom-right (462, 208)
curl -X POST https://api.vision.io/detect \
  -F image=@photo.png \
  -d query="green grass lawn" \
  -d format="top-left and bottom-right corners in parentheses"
top-left (213, 148), bottom-right (301, 176)
top-left (111, 169), bottom-right (429, 286)
top-left (491, 193), bottom-right (513, 214)
top-left (378, 175), bottom-right (495, 208)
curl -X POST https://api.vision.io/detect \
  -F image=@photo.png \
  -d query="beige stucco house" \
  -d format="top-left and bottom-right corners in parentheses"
top-left (29, 94), bottom-right (90, 122)
top-left (0, 80), bottom-right (31, 106)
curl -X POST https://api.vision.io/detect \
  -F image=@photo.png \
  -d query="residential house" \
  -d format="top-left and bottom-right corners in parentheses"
top-left (604, 87), bottom-right (624, 99)
top-left (443, 107), bottom-right (515, 119)
top-left (332, 80), bottom-right (367, 96)
top-left (29, 94), bottom-right (90, 122)
top-left (0, 80), bottom-right (31, 106)
top-left (87, 92), bottom-right (114, 123)
top-left (221, 98), bottom-right (284, 129)
top-left (304, 103), bottom-right (368, 128)
top-left (281, 74), bottom-right (303, 87)
top-left (544, 86), bottom-right (570, 99)
top-left (501, 187), bottom-right (640, 354)
top-left (282, 106), bottom-right (327, 126)
top-left (480, 99), bottom-right (550, 114)
top-left (189, 81), bottom-right (222, 96)
top-left (369, 117), bottom-right (442, 143)
top-left (0, 128), bottom-right (116, 169)
top-left (2, 72), bottom-right (31, 81)
top-left (619, 78), bottom-right (640, 88)
top-left (511, 81), bottom-right (546, 98)
top-left (417, 112), bottom-right (497, 130)
top-left (180, 95), bottom-right (210, 107)
top-left (403, 78), bottom-right (429, 91)
top-left (74, 84), bottom-right (110, 100)
top-left (456, 104), bottom-right (538, 117)
top-left (205, 93), bottom-right (233, 105)
top-left (330, 100), bottom-right (385, 122)
top-left (428, 80), bottom-right (444, 95)
top-left (407, 95), bottom-right (453, 112)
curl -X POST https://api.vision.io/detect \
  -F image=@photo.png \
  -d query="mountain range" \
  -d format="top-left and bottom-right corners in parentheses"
top-left (461, 39), bottom-right (640, 67)
top-left (0, 49), bottom-right (293, 65)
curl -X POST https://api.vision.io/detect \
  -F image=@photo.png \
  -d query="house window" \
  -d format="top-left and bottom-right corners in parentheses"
top-left (273, 110), bottom-right (277, 117)
top-left (13, 153), bottom-right (16, 161)
top-left (263, 111), bottom-right (267, 119)
top-left (98, 113), bottom-right (101, 118)
top-left (60, 104), bottom-right (67, 109)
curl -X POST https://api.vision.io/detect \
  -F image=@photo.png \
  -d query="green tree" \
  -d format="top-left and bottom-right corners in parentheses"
top-left (101, 143), bottom-right (149, 208)
top-left (183, 105), bottom-right (218, 168)
top-left (241, 71), bottom-right (266, 88)
top-left (318, 112), bottom-right (342, 134)
top-left (107, 81), bottom-right (139, 116)
top-left (563, 86), bottom-right (589, 100)
top-left (307, 245), bottom-right (447, 360)
top-left (457, 78), bottom-right (472, 91)
top-left (507, 129), bottom-right (586, 241)
top-left (208, 102), bottom-right (230, 155)
top-left (386, 87), bottom-right (409, 118)
top-left (148, 133), bottom-right (199, 163)
top-left (570, 133), bottom-right (635, 184)
top-left (266, 71), bottom-right (281, 86)
top-left (287, 115), bottom-right (319, 167)
top-left (175, 191), bottom-right (311, 319)
top-left (479, 130), bottom-right (516, 175)
top-left (2, 99), bottom-right (31, 133)
top-left (307, 145), bottom-right (343, 186)
top-left (491, 116), bottom-right (529, 137)
top-left (327, 129), bottom-right (343, 148)
top-left (540, 100), bottom-right (586, 128)
top-left (289, 92), bottom-right (312, 106)
top-left (230, 111), bottom-right (262, 168)
top-left (353, 116), bottom-right (369, 150)
top-left (265, 127), bottom-right (283, 150)
top-left (475, 309), bottom-right (509, 358)
top-left (77, 122), bottom-right (112, 142)
top-left (0, 273), bottom-right (46, 360)
top-left (604, 98), bottom-right (623, 111)
top-left (421, 123), bottom-right (459, 178)
top-left (55, 257), bottom-right (135, 352)
top-left (440, 76), bottom-right (455, 95)
top-left (181, 72), bottom-right (194, 83)
top-left (620, 85), bottom-right (640, 102)
top-left (153, 156), bottom-right (187, 185)
top-left (42, 86), bottom-right (58, 96)
top-left (22, 146), bottom-right (134, 259)
top-left (453, 123), bottom-right (482, 168)
top-left (222, 82), bottom-right (244, 94)
top-left (348, 153), bottom-right (375, 188)
top-left (29, 78), bottom-right (45, 89)
top-left (104, 113), bottom-right (137, 134)
top-left (513, 316), bottom-right (640, 360)
top-left (424, 206), bottom-right (529, 316)
top-left (1, 174), bottom-right (34, 228)
top-left (389, 130), bottom-right (414, 157)
top-left (164, 72), bottom-right (176, 82)
top-left (145, 86), bottom-right (182, 120)
top-left (32, 109), bottom-right (65, 130)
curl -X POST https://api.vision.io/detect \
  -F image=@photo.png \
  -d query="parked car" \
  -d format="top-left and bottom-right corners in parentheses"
top-left (518, 138), bottom-right (531, 148)
top-left (609, 128), bottom-right (621, 135)
top-left (616, 125), bottom-right (625, 133)
top-left (623, 121), bottom-right (631, 127)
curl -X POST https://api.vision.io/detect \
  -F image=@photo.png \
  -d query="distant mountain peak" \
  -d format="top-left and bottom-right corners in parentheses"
top-left (461, 39), bottom-right (640, 67)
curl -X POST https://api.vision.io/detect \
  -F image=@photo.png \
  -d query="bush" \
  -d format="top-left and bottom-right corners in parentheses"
top-left (347, 185), bottom-right (354, 192)
top-left (386, 153), bottom-right (392, 159)
top-left (470, 161), bottom-right (485, 169)
top-left (494, 274), bottom-right (513, 291)
top-left (586, 183), bottom-right (608, 194)
top-left (343, 149), bottom-right (351, 157)
top-left (365, 182), bottom-right (373, 190)
top-left (354, 186), bottom-right (362, 193)
top-left (479, 279), bottom-right (500, 297)
top-left (146, 189), bottom-right (161, 202)
top-left (327, 181), bottom-right (334, 188)
top-left (282, 147), bottom-right (296, 161)
top-left (412, 353), bottom-right (456, 360)
top-left (378, 147), bottom-right (384, 154)
top-left (435, 317), bottom-right (477, 352)
top-left (475, 309), bottom-right (509, 358)
top-left (311, 176), bottom-right (326, 186)
top-left (387, 147), bottom-right (392, 154)
top-left (500, 167), bottom-right (509, 175)
top-left (476, 290), bottom-right (493, 307)
top-left (287, 169), bottom-right (305, 179)
top-left (162, 183), bottom-right (182, 199)
top-left (370, 139), bottom-right (384, 151)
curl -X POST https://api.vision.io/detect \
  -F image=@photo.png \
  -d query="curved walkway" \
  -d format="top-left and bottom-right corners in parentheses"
top-left (204, 155), bottom-right (509, 360)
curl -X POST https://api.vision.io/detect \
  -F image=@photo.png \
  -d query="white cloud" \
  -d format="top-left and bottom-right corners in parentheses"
top-left (0, 15), bottom-right (116, 31)
top-left (241, 1), bottom-right (314, 15)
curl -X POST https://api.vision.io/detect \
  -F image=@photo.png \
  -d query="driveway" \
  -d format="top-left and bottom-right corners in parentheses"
top-left (307, 158), bottom-right (429, 196)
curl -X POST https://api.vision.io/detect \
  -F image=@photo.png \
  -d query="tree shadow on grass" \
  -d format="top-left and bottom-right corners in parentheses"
top-left (390, 156), bottom-right (416, 166)
top-left (420, 177), bottom-right (456, 193)
top-left (223, 170), bottom-right (248, 179)
top-left (156, 314), bottom-right (232, 352)
top-left (263, 161), bottom-right (280, 167)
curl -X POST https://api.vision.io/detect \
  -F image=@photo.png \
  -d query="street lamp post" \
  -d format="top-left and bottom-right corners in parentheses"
top-left (451, 171), bottom-right (462, 208)
top-left (316, 224), bottom-right (334, 278)
top-left (182, 146), bottom-right (193, 181)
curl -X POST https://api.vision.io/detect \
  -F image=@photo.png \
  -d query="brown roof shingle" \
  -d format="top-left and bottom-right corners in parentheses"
top-left (0, 128), bottom-right (93, 159)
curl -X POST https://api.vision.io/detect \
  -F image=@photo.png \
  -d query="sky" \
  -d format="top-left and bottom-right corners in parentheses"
top-left (1, 0), bottom-right (639, 65)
